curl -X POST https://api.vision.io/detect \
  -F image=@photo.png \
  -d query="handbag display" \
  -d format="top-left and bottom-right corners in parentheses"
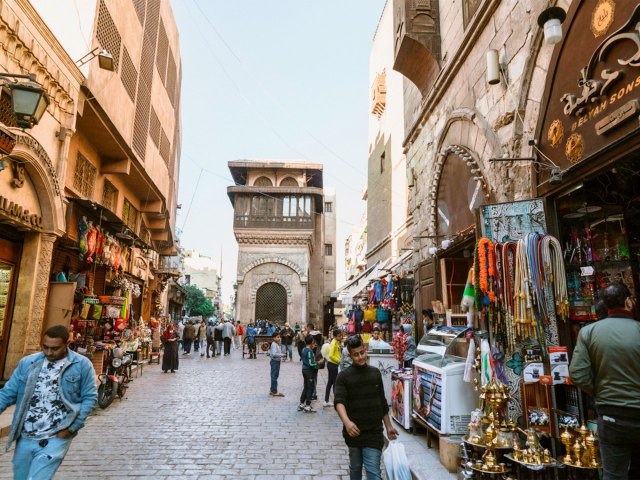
top-left (363, 306), bottom-right (377, 323)
top-left (377, 307), bottom-right (390, 323)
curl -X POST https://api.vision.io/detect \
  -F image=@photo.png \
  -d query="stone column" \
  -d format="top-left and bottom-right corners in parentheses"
top-left (24, 233), bottom-right (57, 353)
top-left (300, 282), bottom-right (308, 325)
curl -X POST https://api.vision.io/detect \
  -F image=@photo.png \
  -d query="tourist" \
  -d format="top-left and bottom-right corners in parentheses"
top-left (324, 328), bottom-right (343, 407)
top-left (334, 335), bottom-right (398, 480)
top-left (176, 319), bottom-right (185, 351)
top-left (295, 326), bottom-right (308, 361)
top-left (214, 320), bottom-right (224, 356)
top-left (280, 323), bottom-right (294, 361)
top-left (368, 328), bottom-right (392, 350)
top-left (570, 282), bottom-right (640, 479)
top-left (206, 320), bottom-right (216, 358)
top-left (162, 323), bottom-right (179, 373)
top-left (222, 318), bottom-right (235, 356)
top-left (268, 332), bottom-right (285, 397)
top-left (0, 326), bottom-right (97, 480)
top-left (308, 323), bottom-right (324, 400)
top-left (182, 320), bottom-right (195, 355)
top-left (299, 335), bottom-right (318, 413)
top-left (267, 322), bottom-right (276, 336)
top-left (294, 322), bottom-right (301, 334)
top-left (402, 324), bottom-right (417, 368)
top-left (246, 322), bottom-right (258, 359)
top-left (198, 319), bottom-right (207, 357)
top-left (235, 321), bottom-right (244, 349)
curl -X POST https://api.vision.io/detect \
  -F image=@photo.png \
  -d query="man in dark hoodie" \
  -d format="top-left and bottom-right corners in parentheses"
top-left (182, 321), bottom-right (196, 355)
top-left (334, 335), bottom-right (398, 480)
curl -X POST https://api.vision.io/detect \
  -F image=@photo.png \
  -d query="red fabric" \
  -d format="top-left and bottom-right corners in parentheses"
top-left (162, 324), bottom-right (176, 340)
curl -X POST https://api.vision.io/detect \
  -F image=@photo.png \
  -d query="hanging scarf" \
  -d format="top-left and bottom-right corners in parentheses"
top-left (162, 324), bottom-right (176, 340)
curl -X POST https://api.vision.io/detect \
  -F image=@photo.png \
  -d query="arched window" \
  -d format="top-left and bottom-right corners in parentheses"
top-left (253, 176), bottom-right (273, 187)
top-left (280, 176), bottom-right (299, 187)
top-left (255, 282), bottom-right (287, 324)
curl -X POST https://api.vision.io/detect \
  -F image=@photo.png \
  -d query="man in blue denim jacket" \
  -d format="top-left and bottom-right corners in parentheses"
top-left (0, 325), bottom-right (97, 479)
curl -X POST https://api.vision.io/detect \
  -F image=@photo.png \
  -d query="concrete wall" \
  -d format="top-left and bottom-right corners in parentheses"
top-left (323, 188), bottom-right (336, 305)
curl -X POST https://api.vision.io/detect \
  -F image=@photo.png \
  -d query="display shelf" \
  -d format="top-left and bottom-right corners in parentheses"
top-left (560, 461), bottom-right (601, 470)
top-left (466, 464), bottom-right (510, 475)
top-left (503, 454), bottom-right (562, 470)
top-left (462, 437), bottom-right (513, 450)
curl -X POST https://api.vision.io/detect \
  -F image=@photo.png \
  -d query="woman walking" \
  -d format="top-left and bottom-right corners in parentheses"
top-left (198, 319), bottom-right (207, 357)
top-left (161, 323), bottom-right (179, 373)
top-left (324, 328), bottom-right (343, 407)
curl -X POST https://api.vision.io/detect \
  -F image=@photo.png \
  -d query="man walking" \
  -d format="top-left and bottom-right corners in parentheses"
top-left (570, 282), bottom-right (640, 480)
top-left (206, 320), bottom-right (216, 358)
top-left (176, 319), bottom-right (185, 351)
top-left (214, 320), bottom-right (224, 357)
top-left (280, 323), bottom-right (294, 362)
top-left (222, 319), bottom-right (235, 356)
top-left (334, 335), bottom-right (398, 480)
top-left (182, 320), bottom-right (195, 355)
top-left (0, 326), bottom-right (97, 479)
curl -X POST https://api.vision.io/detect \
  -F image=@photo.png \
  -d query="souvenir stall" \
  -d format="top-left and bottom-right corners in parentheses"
top-left (452, 198), bottom-right (603, 478)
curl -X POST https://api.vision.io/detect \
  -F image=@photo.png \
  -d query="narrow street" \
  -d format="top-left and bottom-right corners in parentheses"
top-left (0, 350), bottom-right (351, 479)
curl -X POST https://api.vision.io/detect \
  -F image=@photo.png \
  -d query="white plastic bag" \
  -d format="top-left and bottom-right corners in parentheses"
top-left (383, 440), bottom-right (412, 480)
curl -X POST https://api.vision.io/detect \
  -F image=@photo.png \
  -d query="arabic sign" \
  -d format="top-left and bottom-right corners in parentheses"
top-left (536, 1), bottom-right (640, 188)
top-left (481, 199), bottom-right (547, 243)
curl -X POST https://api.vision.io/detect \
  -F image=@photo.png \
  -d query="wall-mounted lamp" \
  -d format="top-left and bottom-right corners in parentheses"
top-left (486, 49), bottom-right (501, 85)
top-left (428, 246), bottom-right (438, 255)
top-left (76, 47), bottom-right (116, 71)
top-left (537, 7), bottom-right (567, 45)
top-left (441, 239), bottom-right (452, 249)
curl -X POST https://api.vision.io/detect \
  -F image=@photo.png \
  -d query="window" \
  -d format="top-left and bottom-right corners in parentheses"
top-left (253, 176), bottom-right (273, 187)
top-left (280, 176), bottom-right (299, 187)
top-left (324, 201), bottom-right (333, 213)
top-left (102, 180), bottom-right (118, 212)
top-left (325, 244), bottom-right (333, 256)
top-left (122, 198), bottom-right (139, 232)
top-left (463, 0), bottom-right (482, 28)
top-left (73, 152), bottom-right (97, 198)
top-left (380, 151), bottom-right (386, 173)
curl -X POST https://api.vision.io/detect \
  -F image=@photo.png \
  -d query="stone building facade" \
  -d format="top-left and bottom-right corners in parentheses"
top-left (229, 161), bottom-right (336, 329)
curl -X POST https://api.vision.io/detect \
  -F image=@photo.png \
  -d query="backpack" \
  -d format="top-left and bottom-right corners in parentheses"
top-left (237, 325), bottom-right (244, 335)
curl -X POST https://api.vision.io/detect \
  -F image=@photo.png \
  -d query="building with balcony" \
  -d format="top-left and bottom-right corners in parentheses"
top-left (228, 160), bottom-right (335, 329)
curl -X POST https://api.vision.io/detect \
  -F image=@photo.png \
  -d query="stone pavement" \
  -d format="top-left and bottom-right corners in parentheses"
top-left (0, 348), bottom-right (455, 479)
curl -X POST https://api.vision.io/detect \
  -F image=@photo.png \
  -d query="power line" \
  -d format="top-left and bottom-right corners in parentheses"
top-left (181, 167), bottom-right (204, 231)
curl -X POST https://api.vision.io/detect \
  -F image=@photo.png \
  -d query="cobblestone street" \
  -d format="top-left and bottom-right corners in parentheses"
top-left (0, 350), bottom-right (354, 479)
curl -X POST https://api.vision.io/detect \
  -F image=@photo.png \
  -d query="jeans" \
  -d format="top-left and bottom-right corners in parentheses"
top-left (598, 414), bottom-right (640, 480)
top-left (312, 369), bottom-right (318, 398)
top-left (300, 369), bottom-right (315, 405)
top-left (348, 446), bottom-right (382, 480)
top-left (206, 338), bottom-right (216, 357)
top-left (281, 344), bottom-right (293, 360)
top-left (325, 361), bottom-right (339, 402)
top-left (216, 340), bottom-right (224, 355)
top-left (14, 436), bottom-right (73, 480)
top-left (183, 339), bottom-right (193, 353)
top-left (270, 360), bottom-right (281, 393)
top-left (223, 337), bottom-right (232, 355)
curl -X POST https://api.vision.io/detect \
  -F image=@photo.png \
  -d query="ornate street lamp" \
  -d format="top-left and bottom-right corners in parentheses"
top-left (0, 73), bottom-right (49, 129)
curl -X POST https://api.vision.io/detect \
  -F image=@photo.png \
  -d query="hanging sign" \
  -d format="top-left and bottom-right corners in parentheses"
top-left (481, 199), bottom-right (547, 243)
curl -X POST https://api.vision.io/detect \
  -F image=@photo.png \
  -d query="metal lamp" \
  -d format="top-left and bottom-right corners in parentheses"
top-left (537, 7), bottom-right (567, 45)
top-left (97, 49), bottom-right (115, 72)
top-left (10, 79), bottom-right (49, 128)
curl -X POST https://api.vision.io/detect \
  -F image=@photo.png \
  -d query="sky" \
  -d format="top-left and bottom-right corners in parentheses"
top-left (172, 1), bottom-right (386, 302)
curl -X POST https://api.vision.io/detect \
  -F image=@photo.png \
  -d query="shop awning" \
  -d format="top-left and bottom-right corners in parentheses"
top-left (331, 263), bottom-right (377, 299)
top-left (335, 260), bottom-right (392, 305)
top-left (385, 250), bottom-right (414, 274)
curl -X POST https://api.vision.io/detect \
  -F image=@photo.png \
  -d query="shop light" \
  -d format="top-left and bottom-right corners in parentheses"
top-left (428, 247), bottom-right (438, 255)
top-left (441, 239), bottom-right (452, 249)
top-left (0, 73), bottom-right (49, 129)
top-left (76, 47), bottom-right (116, 72)
top-left (537, 7), bottom-right (567, 45)
top-left (487, 49), bottom-right (501, 85)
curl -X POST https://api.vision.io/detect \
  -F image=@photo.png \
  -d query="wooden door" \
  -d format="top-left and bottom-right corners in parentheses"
top-left (0, 236), bottom-right (22, 379)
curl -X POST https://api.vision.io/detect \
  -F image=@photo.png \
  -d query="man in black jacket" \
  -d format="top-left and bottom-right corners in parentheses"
top-left (334, 335), bottom-right (398, 480)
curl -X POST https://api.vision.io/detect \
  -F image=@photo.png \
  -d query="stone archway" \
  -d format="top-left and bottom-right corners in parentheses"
top-left (254, 282), bottom-right (288, 325)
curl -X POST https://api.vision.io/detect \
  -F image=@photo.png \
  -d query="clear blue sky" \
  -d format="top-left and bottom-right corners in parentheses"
top-left (173, 1), bottom-right (386, 303)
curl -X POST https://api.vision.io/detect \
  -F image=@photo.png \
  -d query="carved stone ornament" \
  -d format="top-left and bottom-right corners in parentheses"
top-left (10, 159), bottom-right (25, 188)
top-left (565, 133), bottom-right (585, 164)
top-left (591, 0), bottom-right (615, 37)
top-left (547, 119), bottom-right (565, 148)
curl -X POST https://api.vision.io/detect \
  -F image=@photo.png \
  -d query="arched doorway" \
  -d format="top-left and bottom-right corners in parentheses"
top-left (255, 282), bottom-right (287, 325)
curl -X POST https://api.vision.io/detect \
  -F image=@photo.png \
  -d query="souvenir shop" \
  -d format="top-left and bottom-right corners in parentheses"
top-left (50, 198), bottom-right (156, 374)
top-left (404, 2), bottom-right (640, 477)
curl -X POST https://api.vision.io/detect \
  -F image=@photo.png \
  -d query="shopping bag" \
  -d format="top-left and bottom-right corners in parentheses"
top-left (383, 440), bottom-right (411, 480)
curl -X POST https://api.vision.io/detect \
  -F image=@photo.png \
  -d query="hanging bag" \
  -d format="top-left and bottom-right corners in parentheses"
top-left (347, 319), bottom-right (356, 334)
top-left (364, 305), bottom-right (376, 323)
top-left (377, 307), bottom-right (390, 323)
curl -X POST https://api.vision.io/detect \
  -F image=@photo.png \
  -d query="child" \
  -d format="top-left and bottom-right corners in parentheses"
top-left (269, 332), bottom-right (285, 396)
top-left (299, 335), bottom-right (318, 412)
top-left (324, 328), bottom-right (343, 407)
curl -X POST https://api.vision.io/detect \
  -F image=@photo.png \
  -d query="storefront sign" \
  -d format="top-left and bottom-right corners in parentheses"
top-left (536, 1), bottom-right (640, 187)
top-left (481, 199), bottom-right (547, 243)
top-left (0, 195), bottom-right (43, 229)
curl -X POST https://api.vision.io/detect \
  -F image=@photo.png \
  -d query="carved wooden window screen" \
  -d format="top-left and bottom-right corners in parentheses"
top-left (121, 46), bottom-right (138, 102)
top-left (132, 0), bottom-right (160, 159)
top-left (96, 0), bottom-right (121, 71)
top-left (102, 180), bottom-right (118, 212)
top-left (132, 0), bottom-right (146, 25)
top-left (0, 92), bottom-right (17, 127)
top-left (159, 129), bottom-right (171, 166)
top-left (156, 21), bottom-right (169, 84)
top-left (255, 283), bottom-right (287, 325)
top-left (166, 52), bottom-right (177, 107)
top-left (149, 107), bottom-right (161, 147)
top-left (122, 198), bottom-right (139, 233)
top-left (139, 221), bottom-right (150, 245)
top-left (73, 153), bottom-right (96, 199)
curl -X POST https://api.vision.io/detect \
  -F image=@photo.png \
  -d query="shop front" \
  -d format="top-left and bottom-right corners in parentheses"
top-left (0, 144), bottom-right (66, 381)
